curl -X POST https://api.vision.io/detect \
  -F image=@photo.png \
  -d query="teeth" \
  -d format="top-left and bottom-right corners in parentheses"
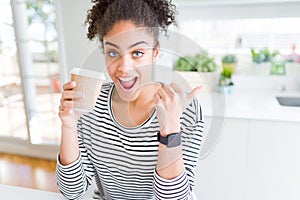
top-left (118, 76), bottom-right (137, 90)
top-left (119, 77), bottom-right (136, 82)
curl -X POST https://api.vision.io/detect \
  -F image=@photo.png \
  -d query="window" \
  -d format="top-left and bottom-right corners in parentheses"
top-left (0, 0), bottom-right (62, 146)
top-left (179, 18), bottom-right (300, 75)
top-left (25, 0), bottom-right (61, 145)
top-left (180, 18), bottom-right (300, 52)
top-left (176, 1), bottom-right (300, 76)
top-left (0, 0), bottom-right (28, 140)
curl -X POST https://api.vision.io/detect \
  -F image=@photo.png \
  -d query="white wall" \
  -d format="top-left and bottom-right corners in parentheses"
top-left (57, 0), bottom-right (105, 77)
top-left (57, 0), bottom-right (300, 78)
top-left (175, 0), bottom-right (300, 21)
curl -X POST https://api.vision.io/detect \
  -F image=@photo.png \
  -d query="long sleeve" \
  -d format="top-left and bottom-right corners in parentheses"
top-left (153, 170), bottom-right (191, 199)
top-left (56, 117), bottom-right (96, 200)
top-left (56, 83), bottom-right (204, 199)
top-left (153, 98), bottom-right (204, 199)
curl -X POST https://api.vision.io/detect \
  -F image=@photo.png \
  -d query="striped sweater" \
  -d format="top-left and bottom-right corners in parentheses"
top-left (56, 82), bottom-right (204, 200)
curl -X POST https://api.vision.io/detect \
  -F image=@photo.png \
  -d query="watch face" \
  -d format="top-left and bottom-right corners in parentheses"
top-left (167, 133), bottom-right (181, 148)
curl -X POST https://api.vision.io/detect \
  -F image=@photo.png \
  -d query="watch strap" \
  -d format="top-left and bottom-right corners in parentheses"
top-left (157, 131), bottom-right (181, 148)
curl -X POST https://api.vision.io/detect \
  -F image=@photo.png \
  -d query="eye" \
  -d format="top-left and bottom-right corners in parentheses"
top-left (132, 51), bottom-right (144, 58)
top-left (107, 50), bottom-right (119, 58)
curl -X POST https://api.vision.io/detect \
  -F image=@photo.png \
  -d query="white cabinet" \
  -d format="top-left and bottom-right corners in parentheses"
top-left (194, 118), bottom-right (300, 200)
top-left (195, 118), bottom-right (248, 200)
top-left (245, 120), bottom-right (300, 200)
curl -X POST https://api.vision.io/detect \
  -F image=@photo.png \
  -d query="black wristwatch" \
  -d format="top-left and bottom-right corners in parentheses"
top-left (157, 131), bottom-right (181, 148)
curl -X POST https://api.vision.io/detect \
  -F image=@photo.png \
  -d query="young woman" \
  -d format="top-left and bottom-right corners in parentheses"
top-left (56, 0), bottom-right (204, 199)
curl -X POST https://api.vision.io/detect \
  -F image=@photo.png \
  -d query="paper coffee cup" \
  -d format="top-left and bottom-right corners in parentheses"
top-left (71, 67), bottom-right (105, 113)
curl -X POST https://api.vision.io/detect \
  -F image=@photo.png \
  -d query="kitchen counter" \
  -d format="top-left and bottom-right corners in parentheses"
top-left (195, 89), bottom-right (300, 200)
top-left (184, 75), bottom-right (300, 200)
top-left (198, 88), bottom-right (300, 123)
top-left (0, 185), bottom-right (64, 200)
top-left (0, 184), bottom-right (94, 200)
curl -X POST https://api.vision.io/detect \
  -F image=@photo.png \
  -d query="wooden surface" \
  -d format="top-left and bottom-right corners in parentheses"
top-left (0, 153), bottom-right (59, 192)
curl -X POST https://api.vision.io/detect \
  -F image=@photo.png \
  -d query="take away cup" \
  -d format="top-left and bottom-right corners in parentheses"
top-left (70, 67), bottom-right (105, 113)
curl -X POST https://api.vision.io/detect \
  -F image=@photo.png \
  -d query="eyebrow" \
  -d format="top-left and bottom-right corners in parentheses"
top-left (104, 41), bottom-right (119, 48)
top-left (129, 41), bottom-right (149, 48)
top-left (104, 41), bottom-right (149, 49)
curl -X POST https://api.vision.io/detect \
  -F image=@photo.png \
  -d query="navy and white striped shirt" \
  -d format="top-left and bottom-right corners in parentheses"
top-left (56, 82), bottom-right (204, 199)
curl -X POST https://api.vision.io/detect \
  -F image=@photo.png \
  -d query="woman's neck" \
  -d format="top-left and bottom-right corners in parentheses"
top-left (111, 83), bottom-right (160, 127)
top-left (113, 83), bottom-right (160, 108)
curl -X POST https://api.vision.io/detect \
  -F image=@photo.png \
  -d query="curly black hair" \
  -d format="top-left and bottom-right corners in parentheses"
top-left (85, 0), bottom-right (177, 42)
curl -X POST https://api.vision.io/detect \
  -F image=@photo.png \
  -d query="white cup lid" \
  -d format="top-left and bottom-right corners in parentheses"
top-left (71, 67), bottom-right (105, 80)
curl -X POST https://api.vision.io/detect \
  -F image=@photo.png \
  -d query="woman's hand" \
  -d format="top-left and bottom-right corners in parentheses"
top-left (155, 83), bottom-right (201, 136)
top-left (58, 81), bottom-right (83, 165)
top-left (58, 81), bottom-right (82, 128)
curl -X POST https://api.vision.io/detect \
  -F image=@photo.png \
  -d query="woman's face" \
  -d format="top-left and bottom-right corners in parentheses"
top-left (103, 21), bottom-right (159, 101)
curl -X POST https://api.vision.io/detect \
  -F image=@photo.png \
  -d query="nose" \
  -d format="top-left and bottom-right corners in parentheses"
top-left (117, 54), bottom-right (133, 74)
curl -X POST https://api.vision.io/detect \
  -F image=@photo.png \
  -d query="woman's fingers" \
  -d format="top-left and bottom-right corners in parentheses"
top-left (60, 100), bottom-right (74, 111)
top-left (171, 82), bottom-right (202, 109)
top-left (162, 84), bottom-right (176, 99)
top-left (59, 81), bottom-right (82, 115)
top-left (171, 82), bottom-right (201, 99)
top-left (187, 86), bottom-right (202, 102)
top-left (156, 81), bottom-right (201, 110)
top-left (58, 109), bottom-right (72, 119)
top-left (59, 91), bottom-right (82, 113)
top-left (58, 81), bottom-right (81, 126)
top-left (61, 91), bottom-right (83, 102)
top-left (157, 87), bottom-right (168, 100)
top-left (170, 82), bottom-right (184, 96)
top-left (63, 81), bottom-right (76, 91)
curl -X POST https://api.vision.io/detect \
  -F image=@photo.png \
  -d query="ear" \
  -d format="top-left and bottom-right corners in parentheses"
top-left (153, 42), bottom-right (160, 62)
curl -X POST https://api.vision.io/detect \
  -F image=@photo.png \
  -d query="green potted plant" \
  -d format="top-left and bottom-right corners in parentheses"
top-left (222, 54), bottom-right (238, 74)
top-left (193, 51), bottom-right (219, 72)
top-left (250, 47), bottom-right (280, 75)
top-left (174, 56), bottom-right (196, 71)
top-left (174, 51), bottom-right (219, 92)
top-left (250, 47), bottom-right (280, 63)
top-left (216, 65), bottom-right (234, 94)
top-left (270, 54), bottom-right (286, 76)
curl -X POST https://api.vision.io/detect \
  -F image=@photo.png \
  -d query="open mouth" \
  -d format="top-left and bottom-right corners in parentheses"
top-left (118, 76), bottom-right (138, 91)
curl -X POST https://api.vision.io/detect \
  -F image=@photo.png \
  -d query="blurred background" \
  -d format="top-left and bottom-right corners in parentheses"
top-left (0, 0), bottom-right (299, 199)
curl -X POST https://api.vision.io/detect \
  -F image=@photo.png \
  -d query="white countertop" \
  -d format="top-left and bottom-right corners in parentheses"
top-left (0, 184), bottom-right (64, 200)
top-left (198, 90), bottom-right (300, 123)
top-left (0, 184), bottom-right (93, 200)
